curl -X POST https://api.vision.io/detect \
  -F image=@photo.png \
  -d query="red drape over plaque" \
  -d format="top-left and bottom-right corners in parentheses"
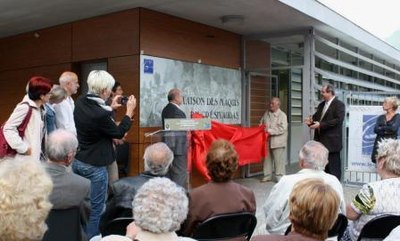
top-left (189, 113), bottom-right (268, 180)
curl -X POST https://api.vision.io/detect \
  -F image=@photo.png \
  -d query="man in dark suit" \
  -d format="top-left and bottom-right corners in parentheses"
top-left (305, 84), bottom-right (345, 180)
top-left (44, 129), bottom-right (91, 240)
top-left (161, 88), bottom-right (188, 188)
top-left (99, 142), bottom-right (173, 234)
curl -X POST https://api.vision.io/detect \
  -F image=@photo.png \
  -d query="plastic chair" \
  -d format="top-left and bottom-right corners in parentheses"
top-left (285, 213), bottom-right (348, 240)
top-left (102, 217), bottom-right (134, 236)
top-left (192, 212), bottom-right (257, 241)
top-left (42, 207), bottom-right (84, 241)
top-left (357, 214), bottom-right (400, 241)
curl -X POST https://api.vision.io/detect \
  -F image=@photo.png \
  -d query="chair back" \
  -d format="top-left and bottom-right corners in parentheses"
top-left (357, 214), bottom-right (400, 241)
top-left (328, 213), bottom-right (348, 240)
top-left (285, 213), bottom-right (348, 240)
top-left (42, 207), bottom-right (84, 241)
top-left (102, 217), bottom-right (134, 236)
top-left (192, 212), bottom-right (257, 241)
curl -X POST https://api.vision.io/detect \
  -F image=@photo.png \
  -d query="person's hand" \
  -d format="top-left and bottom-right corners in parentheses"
top-left (126, 95), bottom-right (137, 119)
top-left (126, 222), bottom-right (141, 240)
top-left (23, 147), bottom-right (32, 155)
top-left (309, 121), bottom-right (320, 129)
top-left (113, 138), bottom-right (125, 145)
top-left (304, 116), bottom-right (313, 126)
top-left (111, 95), bottom-right (123, 110)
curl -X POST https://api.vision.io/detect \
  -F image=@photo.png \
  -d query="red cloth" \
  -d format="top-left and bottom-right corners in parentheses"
top-left (189, 113), bottom-right (268, 180)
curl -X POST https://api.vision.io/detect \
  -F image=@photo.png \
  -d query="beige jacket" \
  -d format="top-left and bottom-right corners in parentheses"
top-left (260, 109), bottom-right (288, 149)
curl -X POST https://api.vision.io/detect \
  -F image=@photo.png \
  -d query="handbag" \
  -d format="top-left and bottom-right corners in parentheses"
top-left (0, 102), bottom-right (33, 158)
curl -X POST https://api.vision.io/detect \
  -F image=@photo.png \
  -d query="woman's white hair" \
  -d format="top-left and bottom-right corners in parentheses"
top-left (0, 157), bottom-right (53, 241)
top-left (132, 177), bottom-right (188, 233)
top-left (376, 138), bottom-right (400, 176)
top-left (87, 70), bottom-right (115, 96)
top-left (299, 140), bottom-right (329, 171)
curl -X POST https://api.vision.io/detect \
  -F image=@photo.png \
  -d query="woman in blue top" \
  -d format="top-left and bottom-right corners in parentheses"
top-left (371, 96), bottom-right (400, 163)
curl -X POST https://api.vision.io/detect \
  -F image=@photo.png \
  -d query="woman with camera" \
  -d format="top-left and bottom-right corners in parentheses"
top-left (72, 70), bottom-right (136, 239)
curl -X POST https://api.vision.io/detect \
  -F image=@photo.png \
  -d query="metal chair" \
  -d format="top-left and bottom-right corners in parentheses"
top-left (101, 217), bottom-right (134, 236)
top-left (285, 213), bottom-right (348, 240)
top-left (192, 212), bottom-right (257, 241)
top-left (357, 214), bottom-right (400, 241)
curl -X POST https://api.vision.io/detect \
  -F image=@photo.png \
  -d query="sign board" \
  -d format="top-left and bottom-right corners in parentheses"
top-left (164, 118), bottom-right (211, 131)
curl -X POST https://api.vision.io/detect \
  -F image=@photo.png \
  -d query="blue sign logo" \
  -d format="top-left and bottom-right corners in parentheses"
top-left (144, 59), bottom-right (154, 74)
top-left (362, 115), bottom-right (377, 155)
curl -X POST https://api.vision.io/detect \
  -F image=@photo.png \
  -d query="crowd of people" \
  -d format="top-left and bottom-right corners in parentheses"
top-left (1, 73), bottom-right (400, 241)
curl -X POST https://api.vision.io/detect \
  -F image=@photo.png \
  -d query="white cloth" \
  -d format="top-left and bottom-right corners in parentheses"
top-left (3, 95), bottom-right (44, 162)
top-left (263, 168), bottom-right (346, 235)
top-left (134, 230), bottom-right (196, 241)
top-left (53, 96), bottom-right (76, 135)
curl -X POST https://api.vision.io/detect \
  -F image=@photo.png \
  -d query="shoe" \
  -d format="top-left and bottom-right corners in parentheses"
top-left (260, 176), bottom-right (272, 182)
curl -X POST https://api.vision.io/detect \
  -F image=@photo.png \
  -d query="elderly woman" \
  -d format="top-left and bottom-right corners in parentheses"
top-left (371, 96), bottom-right (400, 163)
top-left (44, 84), bottom-right (67, 134)
top-left (253, 178), bottom-right (340, 241)
top-left (181, 139), bottom-right (256, 237)
top-left (72, 70), bottom-right (136, 239)
top-left (3, 76), bottom-right (53, 161)
top-left (102, 177), bottom-right (193, 241)
top-left (123, 177), bottom-right (195, 241)
top-left (341, 138), bottom-right (400, 241)
top-left (0, 157), bottom-right (53, 241)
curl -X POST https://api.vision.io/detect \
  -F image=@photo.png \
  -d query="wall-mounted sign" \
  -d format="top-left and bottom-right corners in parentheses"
top-left (140, 55), bottom-right (241, 127)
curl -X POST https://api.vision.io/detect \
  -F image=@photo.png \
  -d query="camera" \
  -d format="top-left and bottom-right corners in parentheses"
top-left (118, 96), bottom-right (129, 105)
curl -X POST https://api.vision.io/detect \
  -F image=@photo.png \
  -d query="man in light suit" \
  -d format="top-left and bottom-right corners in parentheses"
top-left (305, 84), bottom-right (345, 180)
top-left (44, 129), bottom-right (90, 239)
top-left (161, 88), bottom-right (188, 188)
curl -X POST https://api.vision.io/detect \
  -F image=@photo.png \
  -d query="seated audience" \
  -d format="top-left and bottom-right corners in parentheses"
top-left (253, 178), bottom-right (340, 241)
top-left (100, 142), bottom-right (173, 234)
top-left (0, 157), bottom-right (53, 241)
top-left (181, 139), bottom-right (256, 237)
top-left (341, 138), bottom-right (400, 241)
top-left (263, 140), bottom-right (345, 234)
top-left (43, 129), bottom-right (91, 238)
top-left (115, 177), bottom-right (195, 241)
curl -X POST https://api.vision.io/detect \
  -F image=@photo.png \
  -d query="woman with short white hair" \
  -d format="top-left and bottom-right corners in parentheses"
top-left (72, 70), bottom-right (137, 239)
top-left (341, 138), bottom-right (400, 241)
top-left (125, 177), bottom-right (195, 241)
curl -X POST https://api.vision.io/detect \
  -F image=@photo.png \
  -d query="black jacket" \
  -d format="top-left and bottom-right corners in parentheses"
top-left (74, 94), bottom-right (132, 166)
top-left (312, 97), bottom-right (345, 153)
top-left (99, 172), bottom-right (162, 234)
top-left (161, 103), bottom-right (187, 155)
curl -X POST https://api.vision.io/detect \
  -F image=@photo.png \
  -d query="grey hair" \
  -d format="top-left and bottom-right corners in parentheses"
top-left (323, 84), bottom-right (335, 96)
top-left (271, 97), bottom-right (281, 105)
top-left (299, 141), bottom-right (329, 170)
top-left (376, 138), bottom-right (400, 176)
top-left (49, 85), bottom-right (67, 103)
top-left (46, 129), bottom-right (78, 162)
top-left (384, 96), bottom-right (399, 111)
top-left (87, 70), bottom-right (115, 96)
top-left (144, 142), bottom-right (173, 175)
top-left (132, 177), bottom-right (188, 233)
top-left (167, 88), bottom-right (181, 102)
